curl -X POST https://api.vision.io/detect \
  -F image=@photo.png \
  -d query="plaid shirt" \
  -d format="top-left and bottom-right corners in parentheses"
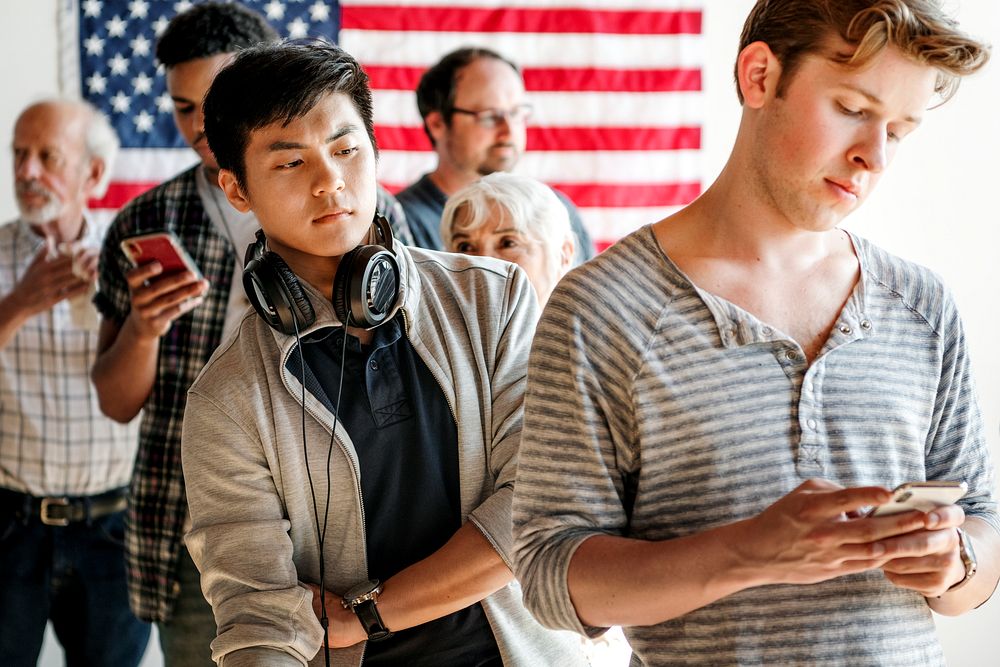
top-left (0, 218), bottom-right (139, 497)
top-left (96, 166), bottom-right (235, 623)
top-left (95, 166), bottom-right (413, 623)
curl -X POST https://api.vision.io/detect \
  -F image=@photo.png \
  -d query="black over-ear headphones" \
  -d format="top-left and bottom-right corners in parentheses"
top-left (243, 214), bottom-right (401, 334)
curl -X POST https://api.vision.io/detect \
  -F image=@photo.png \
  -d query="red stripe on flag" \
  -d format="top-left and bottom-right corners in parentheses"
top-left (342, 6), bottom-right (702, 35)
top-left (364, 66), bottom-right (701, 92)
top-left (376, 125), bottom-right (701, 152)
top-left (524, 68), bottom-right (701, 92)
top-left (549, 182), bottom-right (702, 208)
top-left (594, 239), bottom-right (616, 254)
top-left (88, 182), bottom-right (158, 210)
top-left (532, 126), bottom-right (700, 152)
top-left (376, 126), bottom-right (433, 152)
top-left (380, 181), bottom-right (701, 209)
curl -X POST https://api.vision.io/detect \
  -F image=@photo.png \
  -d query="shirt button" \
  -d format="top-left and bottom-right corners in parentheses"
top-left (369, 359), bottom-right (379, 371)
top-left (785, 350), bottom-right (798, 361)
top-left (860, 319), bottom-right (872, 330)
top-left (839, 324), bottom-right (852, 335)
top-left (761, 326), bottom-right (773, 336)
top-left (806, 418), bottom-right (818, 431)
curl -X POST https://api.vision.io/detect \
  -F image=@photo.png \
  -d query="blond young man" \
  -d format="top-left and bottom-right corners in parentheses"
top-left (513, 1), bottom-right (998, 664)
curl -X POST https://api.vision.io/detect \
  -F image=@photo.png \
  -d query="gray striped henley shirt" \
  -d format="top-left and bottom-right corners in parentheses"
top-left (513, 224), bottom-right (997, 666)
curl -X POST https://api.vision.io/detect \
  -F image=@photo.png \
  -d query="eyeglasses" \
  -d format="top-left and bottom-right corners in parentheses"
top-left (449, 104), bottom-right (533, 129)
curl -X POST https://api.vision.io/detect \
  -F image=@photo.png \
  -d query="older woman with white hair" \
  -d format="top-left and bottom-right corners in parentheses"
top-left (441, 172), bottom-right (576, 307)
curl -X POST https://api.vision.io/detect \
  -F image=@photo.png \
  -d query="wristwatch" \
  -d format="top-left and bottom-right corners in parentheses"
top-left (947, 527), bottom-right (978, 592)
top-left (342, 579), bottom-right (393, 641)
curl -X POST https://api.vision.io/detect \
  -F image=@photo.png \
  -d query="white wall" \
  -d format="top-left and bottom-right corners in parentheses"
top-left (1, 0), bottom-right (995, 663)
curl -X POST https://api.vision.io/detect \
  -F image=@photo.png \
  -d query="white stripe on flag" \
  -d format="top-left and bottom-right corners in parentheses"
top-left (108, 149), bottom-right (199, 183)
top-left (340, 31), bottom-right (703, 69)
top-left (583, 206), bottom-right (685, 239)
top-left (377, 149), bottom-right (702, 186)
top-left (372, 90), bottom-right (705, 127)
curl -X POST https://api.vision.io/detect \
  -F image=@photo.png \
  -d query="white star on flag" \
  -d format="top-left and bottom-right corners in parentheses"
top-left (86, 72), bottom-right (107, 95)
top-left (308, 1), bottom-right (330, 23)
top-left (106, 15), bottom-right (128, 38)
top-left (134, 110), bottom-right (155, 133)
top-left (110, 91), bottom-right (131, 113)
top-left (132, 72), bottom-right (153, 95)
top-left (108, 53), bottom-right (130, 76)
top-left (82, 0), bottom-right (102, 18)
top-left (173, 1), bottom-right (193, 14)
top-left (128, 0), bottom-right (149, 19)
top-left (131, 34), bottom-right (151, 57)
top-left (152, 15), bottom-right (169, 36)
top-left (287, 17), bottom-right (309, 39)
top-left (264, 1), bottom-right (285, 21)
top-left (155, 92), bottom-right (173, 113)
top-left (83, 34), bottom-right (104, 56)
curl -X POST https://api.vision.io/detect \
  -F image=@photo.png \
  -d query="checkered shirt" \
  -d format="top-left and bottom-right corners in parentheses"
top-left (95, 166), bottom-right (235, 623)
top-left (0, 218), bottom-right (140, 497)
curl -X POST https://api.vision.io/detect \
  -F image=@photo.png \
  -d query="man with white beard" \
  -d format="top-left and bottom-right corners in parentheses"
top-left (0, 99), bottom-right (147, 666)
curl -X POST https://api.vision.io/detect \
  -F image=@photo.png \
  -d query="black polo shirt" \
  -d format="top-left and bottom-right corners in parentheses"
top-left (292, 315), bottom-right (502, 666)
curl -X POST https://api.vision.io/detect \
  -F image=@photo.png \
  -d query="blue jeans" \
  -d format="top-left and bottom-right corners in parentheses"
top-left (0, 504), bottom-right (151, 667)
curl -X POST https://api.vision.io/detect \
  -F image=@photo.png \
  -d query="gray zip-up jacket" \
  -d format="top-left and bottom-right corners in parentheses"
top-left (181, 243), bottom-right (586, 667)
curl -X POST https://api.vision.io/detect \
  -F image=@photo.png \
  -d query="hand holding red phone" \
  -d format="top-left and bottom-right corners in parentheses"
top-left (120, 232), bottom-right (209, 339)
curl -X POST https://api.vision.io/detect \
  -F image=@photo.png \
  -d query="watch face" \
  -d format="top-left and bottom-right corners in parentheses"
top-left (344, 579), bottom-right (380, 602)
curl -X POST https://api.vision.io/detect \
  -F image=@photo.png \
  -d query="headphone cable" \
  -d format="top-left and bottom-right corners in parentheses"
top-left (296, 310), bottom-right (350, 667)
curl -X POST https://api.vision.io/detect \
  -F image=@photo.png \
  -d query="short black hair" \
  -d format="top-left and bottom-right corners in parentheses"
top-left (415, 47), bottom-right (520, 145)
top-left (155, 1), bottom-right (278, 68)
top-left (203, 40), bottom-right (378, 190)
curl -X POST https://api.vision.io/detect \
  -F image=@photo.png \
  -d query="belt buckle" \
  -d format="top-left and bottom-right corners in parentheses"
top-left (40, 497), bottom-right (71, 526)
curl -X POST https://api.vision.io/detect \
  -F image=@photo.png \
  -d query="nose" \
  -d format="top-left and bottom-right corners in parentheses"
top-left (493, 115), bottom-right (513, 138)
top-left (850, 127), bottom-right (888, 173)
top-left (194, 102), bottom-right (206, 139)
top-left (15, 152), bottom-right (42, 180)
top-left (312, 156), bottom-right (346, 197)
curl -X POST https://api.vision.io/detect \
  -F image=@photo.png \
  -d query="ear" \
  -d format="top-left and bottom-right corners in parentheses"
top-left (219, 169), bottom-right (251, 213)
top-left (560, 235), bottom-right (575, 271)
top-left (425, 111), bottom-right (448, 146)
top-left (736, 41), bottom-right (782, 109)
top-left (84, 156), bottom-right (106, 198)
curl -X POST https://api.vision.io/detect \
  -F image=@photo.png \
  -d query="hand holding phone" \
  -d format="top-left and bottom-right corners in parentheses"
top-left (866, 481), bottom-right (967, 517)
top-left (119, 231), bottom-right (208, 339)
top-left (121, 231), bottom-right (202, 279)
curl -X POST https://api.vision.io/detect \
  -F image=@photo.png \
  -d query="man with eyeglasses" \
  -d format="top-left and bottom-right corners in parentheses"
top-left (397, 47), bottom-right (594, 264)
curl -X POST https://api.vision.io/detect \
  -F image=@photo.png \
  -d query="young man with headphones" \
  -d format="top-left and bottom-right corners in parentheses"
top-left (180, 41), bottom-right (588, 666)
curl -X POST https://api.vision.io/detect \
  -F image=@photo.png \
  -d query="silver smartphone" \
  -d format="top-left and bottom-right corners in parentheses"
top-left (867, 481), bottom-right (967, 517)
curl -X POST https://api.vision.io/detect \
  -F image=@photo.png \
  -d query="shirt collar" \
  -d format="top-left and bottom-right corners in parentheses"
top-left (16, 213), bottom-right (95, 251)
top-left (656, 228), bottom-right (875, 350)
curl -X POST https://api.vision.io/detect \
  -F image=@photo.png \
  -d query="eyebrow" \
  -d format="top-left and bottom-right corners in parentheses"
top-left (267, 125), bottom-right (360, 152)
top-left (840, 84), bottom-right (923, 125)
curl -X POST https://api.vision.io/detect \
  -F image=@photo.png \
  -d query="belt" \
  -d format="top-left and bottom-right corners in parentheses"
top-left (0, 487), bottom-right (128, 527)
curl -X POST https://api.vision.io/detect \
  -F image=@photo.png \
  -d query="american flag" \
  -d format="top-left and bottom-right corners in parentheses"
top-left (60, 0), bottom-right (704, 250)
